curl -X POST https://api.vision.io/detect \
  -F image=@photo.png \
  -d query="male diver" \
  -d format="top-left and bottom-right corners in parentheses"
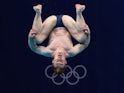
top-left (28, 4), bottom-right (90, 74)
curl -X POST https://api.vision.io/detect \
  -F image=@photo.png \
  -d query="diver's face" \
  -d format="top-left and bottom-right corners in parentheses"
top-left (52, 53), bottom-right (67, 67)
top-left (52, 54), bottom-right (67, 74)
top-left (52, 52), bottom-right (67, 68)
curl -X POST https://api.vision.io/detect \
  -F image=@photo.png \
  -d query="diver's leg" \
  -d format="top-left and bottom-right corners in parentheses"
top-left (75, 4), bottom-right (90, 32)
top-left (36, 15), bottom-right (57, 43)
top-left (62, 15), bottom-right (86, 43)
top-left (32, 4), bottom-right (42, 32)
top-left (29, 5), bottom-right (57, 44)
top-left (29, 4), bottom-right (42, 43)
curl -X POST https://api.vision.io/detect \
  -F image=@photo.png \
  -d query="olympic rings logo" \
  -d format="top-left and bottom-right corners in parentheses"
top-left (45, 65), bottom-right (87, 85)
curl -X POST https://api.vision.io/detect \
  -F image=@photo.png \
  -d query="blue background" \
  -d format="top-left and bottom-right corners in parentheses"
top-left (1, 0), bottom-right (123, 93)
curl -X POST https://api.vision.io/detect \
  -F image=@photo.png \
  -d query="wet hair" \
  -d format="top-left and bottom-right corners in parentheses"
top-left (52, 64), bottom-right (66, 75)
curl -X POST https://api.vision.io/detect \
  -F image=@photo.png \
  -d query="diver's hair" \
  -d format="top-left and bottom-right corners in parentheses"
top-left (52, 64), bottom-right (66, 75)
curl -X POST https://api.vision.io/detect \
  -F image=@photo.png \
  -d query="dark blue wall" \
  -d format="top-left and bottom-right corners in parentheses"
top-left (1, 0), bottom-right (123, 93)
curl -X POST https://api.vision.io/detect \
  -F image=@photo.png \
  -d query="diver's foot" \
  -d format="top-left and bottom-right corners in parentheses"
top-left (75, 4), bottom-right (85, 13)
top-left (33, 4), bottom-right (42, 14)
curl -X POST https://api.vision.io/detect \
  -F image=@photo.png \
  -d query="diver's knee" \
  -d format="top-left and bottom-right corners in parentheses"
top-left (43, 15), bottom-right (57, 26)
top-left (62, 15), bottom-right (73, 23)
top-left (47, 15), bottom-right (57, 23)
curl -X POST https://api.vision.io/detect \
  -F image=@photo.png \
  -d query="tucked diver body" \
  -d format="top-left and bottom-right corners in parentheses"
top-left (28, 4), bottom-right (90, 74)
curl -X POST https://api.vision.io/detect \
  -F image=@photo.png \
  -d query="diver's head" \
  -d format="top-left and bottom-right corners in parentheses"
top-left (52, 47), bottom-right (67, 74)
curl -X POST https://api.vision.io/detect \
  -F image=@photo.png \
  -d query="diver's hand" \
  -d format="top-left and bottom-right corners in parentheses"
top-left (28, 29), bottom-right (39, 39)
top-left (29, 33), bottom-right (36, 39)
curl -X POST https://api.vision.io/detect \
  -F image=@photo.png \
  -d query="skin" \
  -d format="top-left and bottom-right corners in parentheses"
top-left (28, 4), bottom-right (90, 74)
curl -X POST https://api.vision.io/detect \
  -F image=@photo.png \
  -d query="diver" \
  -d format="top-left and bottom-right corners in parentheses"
top-left (28, 4), bottom-right (90, 74)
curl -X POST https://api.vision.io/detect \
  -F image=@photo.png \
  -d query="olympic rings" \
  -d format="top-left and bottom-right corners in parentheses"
top-left (44, 65), bottom-right (87, 85)
top-left (73, 65), bottom-right (87, 79)
top-left (52, 73), bottom-right (65, 85)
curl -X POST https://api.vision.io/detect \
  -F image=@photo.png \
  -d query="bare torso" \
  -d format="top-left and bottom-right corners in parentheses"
top-left (47, 27), bottom-right (73, 52)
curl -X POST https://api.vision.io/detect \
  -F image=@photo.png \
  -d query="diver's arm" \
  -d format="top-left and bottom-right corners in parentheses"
top-left (68, 30), bottom-right (90, 57)
top-left (68, 44), bottom-right (86, 57)
top-left (28, 33), bottom-right (52, 57)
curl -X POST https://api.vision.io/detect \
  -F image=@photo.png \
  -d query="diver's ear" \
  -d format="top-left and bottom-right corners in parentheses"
top-left (52, 60), bottom-right (54, 64)
top-left (65, 59), bottom-right (67, 64)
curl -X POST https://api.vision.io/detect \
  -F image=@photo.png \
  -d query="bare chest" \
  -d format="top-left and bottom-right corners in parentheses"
top-left (48, 36), bottom-right (73, 50)
top-left (47, 28), bottom-right (73, 51)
